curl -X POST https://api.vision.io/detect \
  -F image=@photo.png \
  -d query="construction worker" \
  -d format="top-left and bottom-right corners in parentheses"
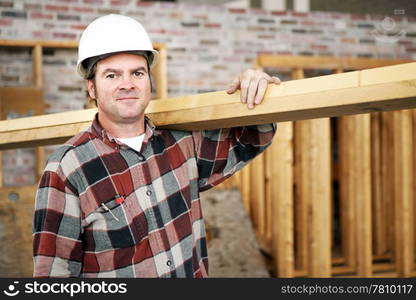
top-left (32, 14), bottom-right (280, 278)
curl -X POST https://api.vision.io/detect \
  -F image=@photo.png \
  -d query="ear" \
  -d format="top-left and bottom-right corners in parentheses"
top-left (86, 80), bottom-right (96, 99)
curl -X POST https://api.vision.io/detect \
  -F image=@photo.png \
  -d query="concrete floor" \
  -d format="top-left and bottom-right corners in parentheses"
top-left (200, 188), bottom-right (270, 278)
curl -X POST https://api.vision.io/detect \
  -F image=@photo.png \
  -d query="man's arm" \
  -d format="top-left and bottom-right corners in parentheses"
top-left (194, 69), bottom-right (279, 190)
top-left (33, 161), bottom-right (83, 277)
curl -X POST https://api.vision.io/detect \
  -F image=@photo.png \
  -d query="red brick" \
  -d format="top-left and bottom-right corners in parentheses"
top-left (136, 1), bottom-right (155, 7)
top-left (45, 5), bottom-right (69, 12)
top-left (311, 44), bottom-right (328, 51)
top-left (30, 12), bottom-right (54, 20)
top-left (0, 18), bottom-right (12, 25)
top-left (271, 11), bottom-right (287, 16)
top-left (351, 13), bottom-right (367, 20)
top-left (330, 13), bottom-right (344, 19)
top-left (97, 8), bottom-right (120, 15)
top-left (228, 8), bottom-right (246, 14)
top-left (32, 31), bottom-right (48, 39)
top-left (205, 23), bottom-right (221, 29)
top-left (53, 32), bottom-right (77, 40)
top-left (398, 40), bottom-right (413, 45)
top-left (70, 24), bottom-right (88, 31)
top-left (249, 8), bottom-right (267, 15)
top-left (110, 0), bottom-right (129, 5)
top-left (83, 0), bottom-right (103, 4)
top-left (72, 6), bottom-right (94, 13)
top-left (292, 12), bottom-right (308, 17)
top-left (301, 20), bottom-right (315, 26)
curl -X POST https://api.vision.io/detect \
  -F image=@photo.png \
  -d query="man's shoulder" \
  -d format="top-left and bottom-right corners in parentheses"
top-left (47, 128), bottom-right (93, 164)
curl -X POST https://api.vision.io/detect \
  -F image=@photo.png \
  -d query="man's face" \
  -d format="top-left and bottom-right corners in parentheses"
top-left (87, 53), bottom-right (151, 126)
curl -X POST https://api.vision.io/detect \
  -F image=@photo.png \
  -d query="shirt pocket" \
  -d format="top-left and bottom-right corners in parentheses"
top-left (83, 196), bottom-right (137, 251)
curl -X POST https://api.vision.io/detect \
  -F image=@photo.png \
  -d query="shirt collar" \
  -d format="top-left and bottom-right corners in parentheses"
top-left (90, 113), bottom-right (157, 147)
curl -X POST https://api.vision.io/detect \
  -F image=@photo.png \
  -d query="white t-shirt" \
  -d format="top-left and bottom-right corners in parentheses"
top-left (116, 134), bottom-right (145, 152)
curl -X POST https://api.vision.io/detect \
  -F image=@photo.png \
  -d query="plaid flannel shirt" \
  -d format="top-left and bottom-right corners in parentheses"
top-left (33, 114), bottom-right (275, 277)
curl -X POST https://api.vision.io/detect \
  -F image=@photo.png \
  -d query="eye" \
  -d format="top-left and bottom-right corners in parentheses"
top-left (105, 73), bottom-right (116, 79)
top-left (133, 71), bottom-right (145, 77)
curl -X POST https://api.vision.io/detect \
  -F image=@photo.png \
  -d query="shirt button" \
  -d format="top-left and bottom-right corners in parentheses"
top-left (138, 155), bottom-right (145, 161)
top-left (166, 260), bottom-right (172, 267)
top-left (146, 190), bottom-right (152, 196)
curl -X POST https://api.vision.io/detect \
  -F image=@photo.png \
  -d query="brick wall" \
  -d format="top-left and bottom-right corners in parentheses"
top-left (1, 0), bottom-right (416, 185)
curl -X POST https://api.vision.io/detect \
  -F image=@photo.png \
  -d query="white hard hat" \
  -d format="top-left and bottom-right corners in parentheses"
top-left (77, 14), bottom-right (159, 78)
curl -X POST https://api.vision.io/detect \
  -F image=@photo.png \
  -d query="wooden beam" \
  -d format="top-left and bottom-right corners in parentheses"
top-left (257, 54), bottom-right (413, 70)
top-left (1, 63), bottom-right (416, 150)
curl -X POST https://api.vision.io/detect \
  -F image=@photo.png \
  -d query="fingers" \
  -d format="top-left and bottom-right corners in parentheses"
top-left (240, 69), bottom-right (263, 106)
top-left (254, 78), bottom-right (268, 105)
top-left (226, 76), bottom-right (240, 94)
top-left (271, 76), bottom-right (281, 85)
top-left (227, 69), bottom-right (281, 109)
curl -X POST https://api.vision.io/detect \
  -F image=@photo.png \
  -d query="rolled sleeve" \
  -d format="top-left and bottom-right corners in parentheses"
top-left (193, 123), bottom-right (276, 191)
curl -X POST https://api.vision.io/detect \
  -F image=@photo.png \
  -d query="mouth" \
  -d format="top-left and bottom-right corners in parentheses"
top-left (116, 97), bottom-right (139, 101)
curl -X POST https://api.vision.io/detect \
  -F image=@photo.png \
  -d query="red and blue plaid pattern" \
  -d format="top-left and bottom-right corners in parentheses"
top-left (33, 114), bottom-right (275, 277)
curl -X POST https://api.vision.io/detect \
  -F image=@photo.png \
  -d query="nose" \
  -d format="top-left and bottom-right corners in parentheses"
top-left (118, 75), bottom-right (135, 90)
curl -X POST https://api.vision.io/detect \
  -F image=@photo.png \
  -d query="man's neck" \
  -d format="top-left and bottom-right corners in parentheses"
top-left (98, 114), bottom-right (146, 138)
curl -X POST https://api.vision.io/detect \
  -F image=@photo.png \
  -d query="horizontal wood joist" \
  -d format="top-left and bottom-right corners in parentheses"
top-left (257, 54), bottom-right (413, 69)
top-left (1, 62), bottom-right (416, 151)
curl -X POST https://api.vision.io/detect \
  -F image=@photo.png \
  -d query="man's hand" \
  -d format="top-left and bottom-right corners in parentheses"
top-left (226, 69), bottom-right (281, 109)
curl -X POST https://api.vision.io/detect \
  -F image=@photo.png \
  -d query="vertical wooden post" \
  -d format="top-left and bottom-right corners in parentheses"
top-left (381, 112), bottom-right (395, 258)
top-left (393, 110), bottom-right (414, 277)
top-left (338, 116), bottom-right (356, 269)
top-left (257, 154), bottom-right (266, 236)
top-left (32, 44), bottom-right (45, 182)
top-left (32, 44), bottom-right (43, 88)
top-left (154, 45), bottom-right (167, 99)
top-left (264, 148), bottom-right (273, 242)
top-left (250, 155), bottom-right (265, 233)
top-left (339, 115), bottom-right (373, 276)
top-left (271, 121), bottom-right (295, 277)
top-left (354, 114), bottom-right (373, 277)
top-left (307, 117), bottom-right (332, 277)
top-left (292, 68), bottom-right (308, 272)
top-left (241, 163), bottom-right (251, 214)
top-left (371, 112), bottom-right (386, 256)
